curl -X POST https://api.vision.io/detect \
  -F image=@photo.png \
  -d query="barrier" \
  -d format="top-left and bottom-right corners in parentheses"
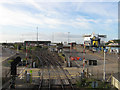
top-left (89, 60), bottom-right (97, 66)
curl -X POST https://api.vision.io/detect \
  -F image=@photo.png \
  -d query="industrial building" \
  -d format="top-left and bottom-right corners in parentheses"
top-left (24, 41), bottom-right (51, 46)
top-left (83, 33), bottom-right (106, 47)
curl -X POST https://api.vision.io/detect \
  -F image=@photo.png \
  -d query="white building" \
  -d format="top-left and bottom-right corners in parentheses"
top-left (83, 33), bottom-right (106, 46)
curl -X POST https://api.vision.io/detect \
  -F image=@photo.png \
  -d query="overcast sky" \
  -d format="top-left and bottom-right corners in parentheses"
top-left (0, 0), bottom-right (119, 43)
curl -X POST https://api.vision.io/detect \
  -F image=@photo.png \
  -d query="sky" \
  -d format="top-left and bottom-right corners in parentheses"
top-left (0, 0), bottom-right (119, 43)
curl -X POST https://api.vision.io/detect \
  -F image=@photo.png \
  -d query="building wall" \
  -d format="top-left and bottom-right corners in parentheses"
top-left (84, 37), bottom-right (91, 41)
top-left (111, 76), bottom-right (120, 89)
top-left (83, 34), bottom-right (106, 46)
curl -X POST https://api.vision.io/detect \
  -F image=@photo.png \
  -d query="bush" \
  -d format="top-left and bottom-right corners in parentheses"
top-left (58, 53), bottom-right (65, 61)
top-left (8, 60), bottom-right (14, 64)
top-left (76, 78), bottom-right (112, 88)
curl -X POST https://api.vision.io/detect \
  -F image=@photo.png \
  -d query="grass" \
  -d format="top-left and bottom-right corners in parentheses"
top-left (8, 59), bottom-right (14, 64)
top-left (58, 53), bottom-right (65, 61)
top-left (76, 78), bottom-right (112, 88)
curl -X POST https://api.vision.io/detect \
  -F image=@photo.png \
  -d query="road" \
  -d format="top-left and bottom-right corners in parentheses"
top-left (1, 47), bottom-right (16, 62)
top-left (2, 47), bottom-right (17, 76)
top-left (63, 45), bottom-right (118, 80)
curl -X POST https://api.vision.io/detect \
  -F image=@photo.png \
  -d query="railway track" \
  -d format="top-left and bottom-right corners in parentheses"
top-left (36, 53), bottom-right (63, 89)
top-left (2, 48), bottom-right (75, 90)
top-left (37, 56), bottom-right (44, 89)
top-left (34, 49), bottom-right (74, 90)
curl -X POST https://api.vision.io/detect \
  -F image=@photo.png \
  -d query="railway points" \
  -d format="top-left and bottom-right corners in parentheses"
top-left (1, 41), bottom-right (119, 89)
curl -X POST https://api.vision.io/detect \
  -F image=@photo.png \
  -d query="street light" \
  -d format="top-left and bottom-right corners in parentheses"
top-left (68, 32), bottom-right (70, 44)
top-left (52, 32), bottom-right (54, 43)
top-left (36, 27), bottom-right (38, 45)
top-left (67, 32), bottom-right (71, 67)
top-left (103, 49), bottom-right (106, 81)
top-left (37, 27), bottom-right (38, 41)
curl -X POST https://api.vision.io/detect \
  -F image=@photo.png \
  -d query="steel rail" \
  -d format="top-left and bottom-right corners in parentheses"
top-left (42, 50), bottom-right (74, 90)
top-left (40, 51), bottom-right (64, 90)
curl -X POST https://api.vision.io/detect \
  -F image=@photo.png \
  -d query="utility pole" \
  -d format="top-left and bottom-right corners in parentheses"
top-left (36, 27), bottom-right (38, 45)
top-left (52, 32), bottom-right (54, 43)
top-left (68, 32), bottom-right (70, 67)
top-left (103, 50), bottom-right (106, 81)
top-left (68, 32), bottom-right (70, 44)
top-left (81, 41), bottom-right (86, 78)
top-left (21, 34), bottom-right (23, 43)
top-left (83, 42), bottom-right (85, 71)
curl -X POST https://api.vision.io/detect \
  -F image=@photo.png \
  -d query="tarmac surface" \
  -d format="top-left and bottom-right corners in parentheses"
top-left (1, 46), bottom-right (119, 89)
top-left (63, 45), bottom-right (118, 80)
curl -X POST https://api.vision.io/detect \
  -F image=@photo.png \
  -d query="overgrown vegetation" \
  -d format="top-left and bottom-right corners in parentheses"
top-left (8, 60), bottom-right (14, 64)
top-left (58, 53), bottom-right (65, 61)
top-left (76, 78), bottom-right (112, 88)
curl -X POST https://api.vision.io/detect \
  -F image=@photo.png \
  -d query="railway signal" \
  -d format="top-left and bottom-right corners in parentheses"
top-left (10, 56), bottom-right (21, 89)
top-left (11, 57), bottom-right (21, 75)
top-left (11, 62), bottom-right (17, 75)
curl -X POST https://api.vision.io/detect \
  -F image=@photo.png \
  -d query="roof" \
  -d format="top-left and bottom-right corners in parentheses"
top-left (90, 36), bottom-right (100, 41)
top-left (83, 35), bottom-right (91, 37)
top-left (83, 34), bottom-right (106, 38)
top-left (98, 35), bottom-right (107, 38)
top-left (24, 41), bottom-right (51, 44)
top-left (112, 73), bottom-right (120, 82)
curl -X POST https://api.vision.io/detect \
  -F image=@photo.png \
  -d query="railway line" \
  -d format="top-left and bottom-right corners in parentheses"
top-left (2, 48), bottom-right (75, 89)
top-left (2, 46), bottom-right (117, 89)
top-left (34, 49), bottom-right (75, 90)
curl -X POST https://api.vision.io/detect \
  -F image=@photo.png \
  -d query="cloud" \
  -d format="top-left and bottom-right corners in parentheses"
top-left (0, 1), bottom-right (118, 43)
top-left (50, 32), bottom-right (83, 43)
top-left (73, 2), bottom-right (117, 19)
top-left (0, 3), bottom-right (64, 29)
top-left (0, 32), bottom-right (83, 43)
top-left (0, 5), bottom-right (38, 26)
top-left (0, 1), bottom-right (117, 27)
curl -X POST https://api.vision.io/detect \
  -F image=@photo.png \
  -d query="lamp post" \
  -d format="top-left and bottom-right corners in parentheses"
top-left (52, 32), bottom-right (54, 43)
top-left (36, 27), bottom-right (38, 45)
top-left (68, 32), bottom-right (70, 67)
top-left (68, 32), bottom-right (70, 44)
top-left (103, 49), bottom-right (106, 81)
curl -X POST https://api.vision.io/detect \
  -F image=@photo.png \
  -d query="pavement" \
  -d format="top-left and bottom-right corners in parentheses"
top-left (18, 67), bottom-right (79, 79)
top-left (63, 45), bottom-right (118, 80)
